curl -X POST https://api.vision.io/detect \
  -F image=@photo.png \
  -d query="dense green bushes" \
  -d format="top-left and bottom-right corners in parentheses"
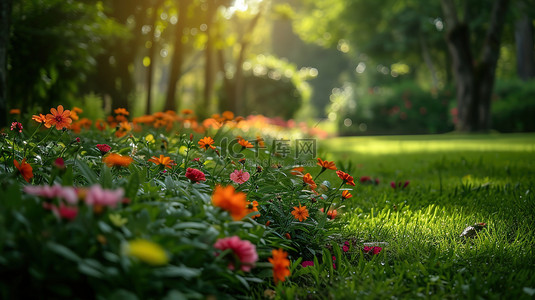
top-left (492, 79), bottom-right (535, 132)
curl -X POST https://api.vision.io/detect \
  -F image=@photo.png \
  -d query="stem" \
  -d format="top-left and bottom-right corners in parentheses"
top-left (324, 181), bottom-right (345, 215)
top-left (313, 168), bottom-right (326, 181)
top-left (23, 123), bottom-right (43, 157)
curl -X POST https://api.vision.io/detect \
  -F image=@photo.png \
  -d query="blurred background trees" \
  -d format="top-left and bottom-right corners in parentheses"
top-left (0, 0), bottom-right (534, 133)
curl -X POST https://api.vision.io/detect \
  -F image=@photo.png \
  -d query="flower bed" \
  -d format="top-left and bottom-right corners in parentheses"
top-left (0, 106), bottom-right (372, 298)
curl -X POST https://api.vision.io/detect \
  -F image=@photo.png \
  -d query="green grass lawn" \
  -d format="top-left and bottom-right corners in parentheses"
top-left (279, 133), bottom-right (535, 299)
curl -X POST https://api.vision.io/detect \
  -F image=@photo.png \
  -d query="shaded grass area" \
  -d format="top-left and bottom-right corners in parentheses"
top-left (283, 133), bottom-right (535, 299)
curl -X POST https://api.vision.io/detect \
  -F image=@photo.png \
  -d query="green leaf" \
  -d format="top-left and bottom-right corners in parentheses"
top-left (100, 165), bottom-right (113, 188)
top-left (154, 265), bottom-right (201, 279)
top-left (125, 170), bottom-right (140, 202)
top-left (76, 160), bottom-right (98, 184)
top-left (47, 242), bottom-right (81, 262)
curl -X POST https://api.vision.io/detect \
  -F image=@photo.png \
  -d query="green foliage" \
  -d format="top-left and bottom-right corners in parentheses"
top-left (492, 79), bottom-right (535, 132)
top-left (331, 82), bottom-right (455, 135)
top-left (8, 0), bottom-right (127, 110)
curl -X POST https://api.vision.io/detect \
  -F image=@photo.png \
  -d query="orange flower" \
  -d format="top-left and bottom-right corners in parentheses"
top-left (181, 108), bottom-right (193, 115)
top-left (115, 121), bottom-right (132, 137)
top-left (247, 200), bottom-right (260, 219)
top-left (303, 173), bottom-right (317, 190)
top-left (341, 190), bottom-right (353, 200)
top-left (336, 170), bottom-right (355, 186)
top-left (317, 157), bottom-right (336, 170)
top-left (70, 107), bottom-right (83, 121)
top-left (198, 136), bottom-right (216, 151)
top-left (32, 114), bottom-right (47, 124)
top-left (268, 249), bottom-right (291, 284)
top-left (212, 185), bottom-right (248, 221)
top-left (95, 119), bottom-right (107, 131)
top-left (290, 166), bottom-right (304, 176)
top-left (114, 108), bottom-right (130, 116)
top-left (45, 105), bottom-right (72, 130)
top-left (327, 209), bottom-right (338, 220)
top-left (103, 153), bottom-right (133, 167)
top-left (222, 111), bottom-right (234, 121)
top-left (291, 204), bottom-right (309, 222)
top-left (14, 158), bottom-right (33, 182)
top-left (9, 109), bottom-right (21, 114)
top-left (238, 138), bottom-right (253, 149)
top-left (148, 155), bottom-right (176, 169)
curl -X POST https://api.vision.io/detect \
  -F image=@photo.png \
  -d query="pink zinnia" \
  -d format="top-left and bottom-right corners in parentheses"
top-left (214, 236), bottom-right (258, 272)
top-left (363, 246), bottom-right (382, 255)
top-left (85, 184), bottom-right (124, 208)
top-left (230, 169), bottom-right (250, 184)
top-left (55, 204), bottom-right (79, 220)
top-left (301, 260), bottom-right (314, 268)
top-left (24, 184), bottom-right (78, 204)
top-left (185, 168), bottom-right (206, 183)
top-left (96, 144), bottom-right (111, 155)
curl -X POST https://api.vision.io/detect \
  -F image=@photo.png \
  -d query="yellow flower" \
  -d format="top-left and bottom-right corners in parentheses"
top-left (179, 145), bottom-right (188, 156)
top-left (145, 134), bottom-right (155, 144)
top-left (109, 213), bottom-right (128, 227)
top-left (125, 239), bottom-right (169, 266)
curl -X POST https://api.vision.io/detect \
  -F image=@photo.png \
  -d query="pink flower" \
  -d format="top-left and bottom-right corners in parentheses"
top-left (363, 246), bottom-right (382, 255)
top-left (10, 122), bottom-right (23, 132)
top-left (214, 236), bottom-right (258, 272)
top-left (343, 245), bottom-right (349, 252)
top-left (185, 168), bottom-right (206, 183)
top-left (24, 184), bottom-right (78, 204)
top-left (55, 204), bottom-right (78, 220)
top-left (301, 261), bottom-right (314, 268)
top-left (230, 169), bottom-right (250, 184)
top-left (85, 184), bottom-right (124, 208)
top-left (96, 144), bottom-right (111, 155)
top-left (54, 157), bottom-right (65, 169)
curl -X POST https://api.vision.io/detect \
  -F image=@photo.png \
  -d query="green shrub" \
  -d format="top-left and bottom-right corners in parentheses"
top-left (492, 79), bottom-right (535, 132)
top-left (333, 82), bottom-right (455, 135)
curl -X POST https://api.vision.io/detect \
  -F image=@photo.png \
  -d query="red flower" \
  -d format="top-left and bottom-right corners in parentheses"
top-left (363, 246), bottom-right (382, 255)
top-left (336, 170), bottom-right (355, 186)
top-left (391, 180), bottom-right (410, 189)
top-left (186, 168), bottom-right (206, 183)
top-left (96, 144), bottom-right (111, 155)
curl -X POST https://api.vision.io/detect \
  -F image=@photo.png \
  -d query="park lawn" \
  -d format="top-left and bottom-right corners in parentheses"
top-left (275, 133), bottom-right (535, 299)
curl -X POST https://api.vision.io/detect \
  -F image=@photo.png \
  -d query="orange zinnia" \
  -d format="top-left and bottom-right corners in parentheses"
top-left (291, 204), bottom-right (309, 222)
top-left (238, 138), bottom-right (253, 149)
top-left (212, 185), bottom-right (248, 221)
top-left (32, 114), bottom-right (47, 124)
top-left (198, 136), bottom-right (216, 151)
top-left (222, 111), bottom-right (234, 121)
top-left (341, 190), bottom-right (353, 200)
top-left (268, 249), bottom-right (291, 284)
top-left (103, 153), bottom-right (133, 167)
top-left (45, 105), bottom-right (72, 130)
top-left (9, 109), bottom-right (21, 114)
top-left (317, 157), bottom-right (337, 170)
top-left (290, 166), bottom-right (304, 176)
top-left (303, 173), bottom-right (317, 190)
top-left (14, 158), bottom-right (33, 182)
top-left (114, 108), bottom-right (130, 116)
top-left (336, 170), bottom-right (355, 186)
top-left (246, 200), bottom-right (260, 219)
top-left (148, 155), bottom-right (176, 169)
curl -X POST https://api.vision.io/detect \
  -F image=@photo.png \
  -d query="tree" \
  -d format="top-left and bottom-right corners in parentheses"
top-left (0, 0), bottom-right (13, 127)
top-left (441, 0), bottom-right (510, 132)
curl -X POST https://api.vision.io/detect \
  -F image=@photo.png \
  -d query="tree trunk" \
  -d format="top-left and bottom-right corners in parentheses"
top-left (441, 0), bottom-right (509, 132)
top-left (0, 0), bottom-right (12, 127)
top-left (145, 6), bottom-right (160, 115)
top-left (515, 10), bottom-right (535, 80)
top-left (233, 11), bottom-right (262, 115)
top-left (164, 1), bottom-right (189, 112)
top-left (202, 5), bottom-right (216, 119)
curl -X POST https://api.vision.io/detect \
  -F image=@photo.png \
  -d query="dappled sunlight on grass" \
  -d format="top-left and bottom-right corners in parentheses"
top-left (325, 133), bottom-right (535, 155)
